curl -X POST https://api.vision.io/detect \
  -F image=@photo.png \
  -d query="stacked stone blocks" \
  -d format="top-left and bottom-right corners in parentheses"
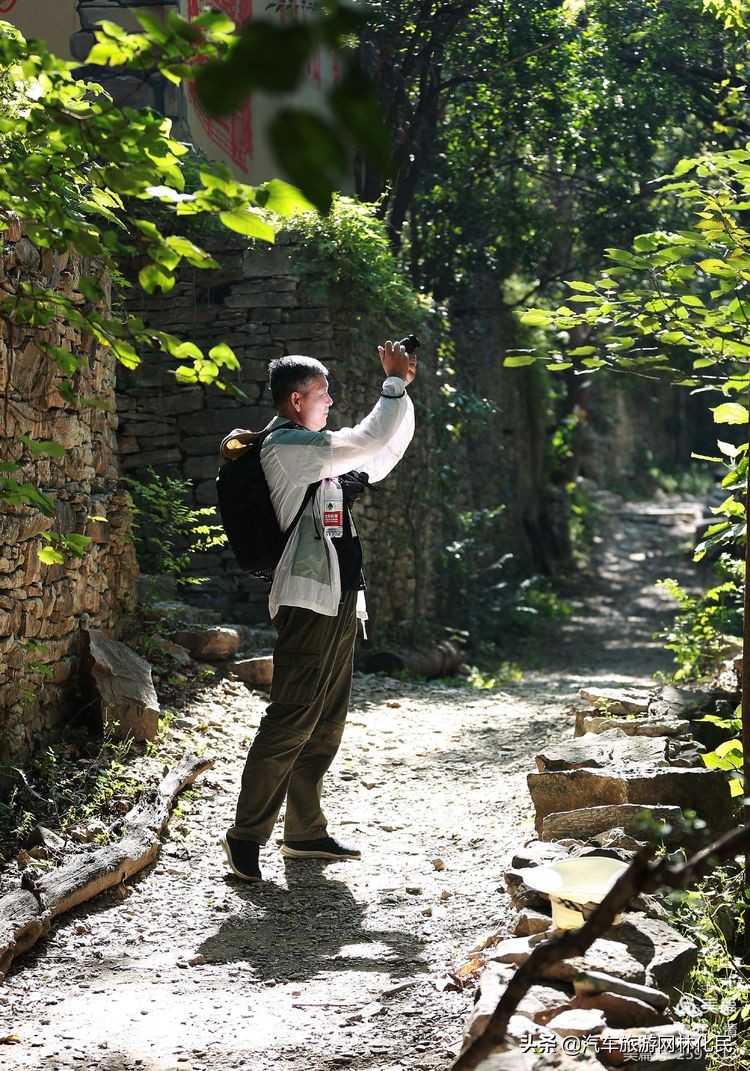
top-left (0, 219), bottom-right (137, 764)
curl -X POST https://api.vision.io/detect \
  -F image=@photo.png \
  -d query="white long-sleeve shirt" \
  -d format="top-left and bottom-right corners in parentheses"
top-left (220, 377), bottom-right (414, 618)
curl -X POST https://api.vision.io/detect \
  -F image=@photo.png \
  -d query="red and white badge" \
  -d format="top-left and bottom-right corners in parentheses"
top-left (323, 479), bottom-right (344, 538)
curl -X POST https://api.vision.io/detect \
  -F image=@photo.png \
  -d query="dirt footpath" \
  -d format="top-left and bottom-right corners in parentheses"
top-left (0, 494), bottom-right (703, 1071)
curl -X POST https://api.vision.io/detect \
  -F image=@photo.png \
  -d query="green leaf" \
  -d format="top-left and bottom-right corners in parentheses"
top-left (712, 402), bottom-right (749, 425)
top-left (718, 440), bottom-right (740, 457)
top-left (15, 482), bottom-right (56, 516)
top-left (173, 341), bottom-right (203, 361)
top-left (520, 310), bottom-right (552, 327)
top-left (166, 11), bottom-right (204, 43)
top-left (672, 157), bottom-right (696, 177)
top-left (165, 236), bottom-right (219, 269)
top-left (196, 359), bottom-right (219, 384)
top-left (268, 109), bottom-right (349, 213)
top-left (257, 179), bottom-right (317, 218)
top-left (208, 343), bottom-right (240, 371)
top-left (41, 345), bottom-right (83, 375)
top-left (38, 546), bottom-right (65, 566)
top-left (715, 739), bottom-right (744, 759)
top-left (139, 263), bottom-right (175, 294)
top-left (232, 23), bottom-right (311, 93)
top-left (174, 366), bottom-right (199, 384)
top-left (133, 10), bottom-right (170, 42)
top-left (194, 10), bottom-right (235, 33)
top-left (219, 210), bottom-right (276, 242)
top-left (196, 22), bottom-right (311, 115)
top-left (110, 339), bottom-right (140, 370)
top-left (504, 355), bottom-right (536, 367)
top-left (62, 533), bottom-right (92, 557)
top-left (194, 61), bottom-right (247, 117)
top-left (698, 258), bottom-right (736, 277)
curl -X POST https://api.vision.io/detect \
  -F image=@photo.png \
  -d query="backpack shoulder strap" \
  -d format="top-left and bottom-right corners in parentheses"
top-left (264, 420), bottom-right (322, 537)
top-left (285, 479), bottom-right (321, 537)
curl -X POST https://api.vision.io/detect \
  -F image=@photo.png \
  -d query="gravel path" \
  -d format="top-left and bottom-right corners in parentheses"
top-left (0, 493), bottom-right (704, 1071)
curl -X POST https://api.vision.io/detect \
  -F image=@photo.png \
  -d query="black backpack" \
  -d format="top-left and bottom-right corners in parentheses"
top-left (216, 422), bottom-right (320, 581)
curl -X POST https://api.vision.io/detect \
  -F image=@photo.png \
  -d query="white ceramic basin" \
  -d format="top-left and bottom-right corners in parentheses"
top-left (517, 856), bottom-right (629, 930)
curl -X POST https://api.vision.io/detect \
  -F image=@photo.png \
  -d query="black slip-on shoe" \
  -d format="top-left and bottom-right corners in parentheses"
top-left (281, 835), bottom-right (361, 860)
top-left (221, 833), bottom-right (262, 881)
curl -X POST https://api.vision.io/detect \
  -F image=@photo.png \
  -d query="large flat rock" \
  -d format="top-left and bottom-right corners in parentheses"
top-left (604, 913), bottom-right (698, 997)
top-left (167, 626), bottom-right (240, 661)
top-left (464, 962), bottom-right (574, 1042)
top-left (570, 991), bottom-right (668, 1029)
top-left (648, 685), bottom-right (721, 721)
top-left (489, 935), bottom-right (649, 986)
top-left (540, 804), bottom-right (685, 843)
top-left (527, 768), bottom-right (734, 838)
top-left (232, 655), bottom-right (273, 688)
top-left (574, 713), bottom-right (690, 738)
top-left (579, 688), bottom-right (651, 716)
top-left (535, 733), bottom-right (670, 773)
top-left (81, 629), bottom-right (159, 742)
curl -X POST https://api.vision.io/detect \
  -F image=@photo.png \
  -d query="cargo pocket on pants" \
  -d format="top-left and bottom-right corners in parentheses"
top-left (270, 650), bottom-right (322, 705)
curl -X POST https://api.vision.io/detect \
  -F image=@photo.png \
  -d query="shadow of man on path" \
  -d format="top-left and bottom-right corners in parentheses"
top-left (198, 861), bottom-right (427, 983)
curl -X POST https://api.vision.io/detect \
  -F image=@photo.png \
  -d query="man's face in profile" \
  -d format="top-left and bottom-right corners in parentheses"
top-left (296, 375), bottom-right (333, 431)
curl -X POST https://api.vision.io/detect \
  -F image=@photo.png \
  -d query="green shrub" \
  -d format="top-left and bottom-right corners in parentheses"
top-left (123, 468), bottom-right (225, 586)
top-left (656, 557), bottom-right (743, 681)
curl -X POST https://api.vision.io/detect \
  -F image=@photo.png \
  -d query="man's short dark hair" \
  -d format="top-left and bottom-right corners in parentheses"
top-left (268, 355), bottom-right (329, 407)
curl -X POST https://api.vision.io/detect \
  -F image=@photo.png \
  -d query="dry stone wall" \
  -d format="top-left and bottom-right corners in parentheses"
top-left (449, 276), bottom-right (572, 579)
top-left (0, 220), bottom-right (137, 765)
top-left (117, 231), bottom-right (440, 643)
top-left (579, 377), bottom-right (716, 488)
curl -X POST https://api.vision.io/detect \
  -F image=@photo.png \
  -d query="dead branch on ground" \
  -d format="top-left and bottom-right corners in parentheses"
top-left (0, 751), bottom-right (213, 982)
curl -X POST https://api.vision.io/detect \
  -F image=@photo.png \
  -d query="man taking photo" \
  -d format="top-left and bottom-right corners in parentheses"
top-left (219, 338), bottom-right (416, 881)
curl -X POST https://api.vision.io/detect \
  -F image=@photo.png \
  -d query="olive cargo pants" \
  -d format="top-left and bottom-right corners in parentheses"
top-left (229, 591), bottom-right (358, 844)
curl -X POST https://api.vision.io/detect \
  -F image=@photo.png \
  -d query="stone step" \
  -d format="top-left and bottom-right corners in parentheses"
top-left (527, 767), bottom-right (734, 839)
top-left (573, 713), bottom-right (690, 739)
top-left (535, 733), bottom-right (670, 773)
top-left (539, 804), bottom-right (686, 845)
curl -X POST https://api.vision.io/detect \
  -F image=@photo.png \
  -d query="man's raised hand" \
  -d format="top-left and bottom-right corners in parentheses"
top-left (379, 339), bottom-right (411, 382)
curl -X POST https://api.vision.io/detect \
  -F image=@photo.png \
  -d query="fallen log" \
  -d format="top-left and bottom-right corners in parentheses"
top-left (366, 641), bottom-right (465, 678)
top-left (0, 751), bottom-right (213, 982)
top-left (452, 822), bottom-right (747, 1071)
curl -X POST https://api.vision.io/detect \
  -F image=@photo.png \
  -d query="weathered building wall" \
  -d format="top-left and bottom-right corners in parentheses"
top-left (579, 376), bottom-right (716, 487)
top-left (0, 222), bottom-right (137, 765)
top-left (117, 231), bottom-right (440, 644)
top-left (449, 277), bottom-right (571, 577)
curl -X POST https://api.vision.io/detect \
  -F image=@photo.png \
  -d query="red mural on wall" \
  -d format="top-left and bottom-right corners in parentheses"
top-left (186, 0), bottom-right (254, 172)
top-left (0, 1), bottom-right (20, 13)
